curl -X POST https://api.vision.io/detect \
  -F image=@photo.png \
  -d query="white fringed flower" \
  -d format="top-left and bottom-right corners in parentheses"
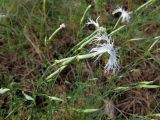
top-left (93, 33), bottom-right (112, 44)
top-left (86, 16), bottom-right (100, 29)
top-left (104, 45), bottom-right (119, 73)
top-left (112, 7), bottom-right (131, 23)
top-left (90, 43), bottom-right (119, 73)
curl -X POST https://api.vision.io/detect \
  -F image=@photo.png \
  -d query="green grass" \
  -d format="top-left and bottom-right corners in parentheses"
top-left (0, 0), bottom-right (160, 120)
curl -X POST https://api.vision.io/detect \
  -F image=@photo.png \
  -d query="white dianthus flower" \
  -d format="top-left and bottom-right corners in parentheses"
top-left (112, 7), bottom-right (131, 23)
top-left (90, 43), bottom-right (119, 73)
top-left (104, 46), bottom-right (119, 73)
top-left (93, 33), bottom-right (112, 44)
top-left (86, 16), bottom-right (100, 29)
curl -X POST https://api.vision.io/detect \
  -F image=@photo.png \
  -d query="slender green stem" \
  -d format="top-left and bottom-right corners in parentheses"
top-left (46, 52), bottom-right (99, 81)
top-left (135, 0), bottom-right (156, 13)
top-left (45, 24), bottom-right (65, 46)
top-left (109, 25), bottom-right (126, 36)
top-left (68, 29), bottom-right (99, 54)
top-left (80, 4), bottom-right (92, 25)
top-left (148, 36), bottom-right (160, 52)
top-left (43, 0), bottom-right (46, 17)
top-left (46, 65), bottom-right (67, 81)
top-left (113, 16), bottom-right (122, 30)
top-left (74, 29), bottom-right (98, 47)
top-left (76, 35), bottom-right (95, 51)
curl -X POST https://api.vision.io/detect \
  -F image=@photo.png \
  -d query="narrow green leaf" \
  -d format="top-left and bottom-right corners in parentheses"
top-left (114, 86), bottom-right (130, 91)
top-left (148, 113), bottom-right (160, 117)
top-left (73, 108), bottom-right (99, 113)
top-left (22, 92), bottom-right (34, 101)
top-left (138, 81), bottom-right (154, 85)
top-left (136, 84), bottom-right (160, 89)
top-left (48, 96), bottom-right (63, 102)
top-left (82, 109), bottom-right (99, 113)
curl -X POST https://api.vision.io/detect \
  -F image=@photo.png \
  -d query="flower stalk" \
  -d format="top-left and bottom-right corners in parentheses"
top-left (45, 16), bottom-right (120, 82)
top-left (135, 0), bottom-right (156, 13)
top-left (46, 51), bottom-right (107, 81)
top-left (45, 23), bottom-right (65, 46)
top-left (80, 4), bottom-right (92, 25)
